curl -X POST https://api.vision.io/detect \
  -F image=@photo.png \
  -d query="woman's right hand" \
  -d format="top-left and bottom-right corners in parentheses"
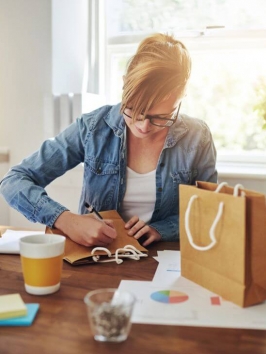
top-left (54, 211), bottom-right (117, 247)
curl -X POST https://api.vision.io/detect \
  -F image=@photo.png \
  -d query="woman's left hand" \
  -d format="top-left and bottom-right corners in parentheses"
top-left (124, 215), bottom-right (162, 247)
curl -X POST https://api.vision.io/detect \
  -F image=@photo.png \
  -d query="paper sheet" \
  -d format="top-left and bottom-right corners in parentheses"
top-left (0, 230), bottom-right (45, 254)
top-left (118, 250), bottom-right (266, 329)
top-left (152, 250), bottom-right (181, 285)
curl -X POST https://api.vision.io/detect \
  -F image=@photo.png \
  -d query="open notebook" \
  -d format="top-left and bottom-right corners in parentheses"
top-left (45, 210), bottom-right (148, 265)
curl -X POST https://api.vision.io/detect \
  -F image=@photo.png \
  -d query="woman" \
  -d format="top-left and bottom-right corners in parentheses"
top-left (0, 33), bottom-right (217, 247)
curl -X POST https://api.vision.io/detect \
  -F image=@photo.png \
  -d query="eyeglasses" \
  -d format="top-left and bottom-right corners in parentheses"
top-left (123, 102), bottom-right (182, 127)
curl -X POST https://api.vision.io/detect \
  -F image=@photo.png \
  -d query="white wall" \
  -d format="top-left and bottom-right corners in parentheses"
top-left (0, 0), bottom-right (51, 166)
top-left (0, 0), bottom-right (88, 228)
top-left (52, 0), bottom-right (88, 94)
top-left (0, 0), bottom-right (51, 228)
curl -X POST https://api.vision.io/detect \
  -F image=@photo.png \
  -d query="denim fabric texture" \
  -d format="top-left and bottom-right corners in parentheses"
top-left (0, 103), bottom-right (217, 241)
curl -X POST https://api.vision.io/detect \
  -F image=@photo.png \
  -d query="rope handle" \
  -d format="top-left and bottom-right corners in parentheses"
top-left (91, 245), bottom-right (148, 264)
top-left (184, 195), bottom-right (224, 251)
top-left (214, 182), bottom-right (245, 196)
top-left (184, 182), bottom-right (245, 252)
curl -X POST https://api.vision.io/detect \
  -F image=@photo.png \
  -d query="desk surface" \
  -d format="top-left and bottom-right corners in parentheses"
top-left (1, 229), bottom-right (266, 354)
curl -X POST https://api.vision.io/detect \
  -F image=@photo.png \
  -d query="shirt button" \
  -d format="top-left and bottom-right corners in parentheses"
top-left (160, 162), bottom-right (165, 167)
top-left (96, 167), bottom-right (102, 174)
top-left (157, 187), bottom-right (163, 192)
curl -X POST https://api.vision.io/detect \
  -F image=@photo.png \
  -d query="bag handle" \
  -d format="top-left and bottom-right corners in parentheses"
top-left (184, 182), bottom-right (245, 252)
top-left (214, 182), bottom-right (244, 196)
top-left (184, 195), bottom-right (224, 251)
top-left (233, 184), bottom-right (245, 197)
top-left (214, 181), bottom-right (228, 193)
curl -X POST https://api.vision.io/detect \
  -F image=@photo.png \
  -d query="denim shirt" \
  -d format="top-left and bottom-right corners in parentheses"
top-left (0, 103), bottom-right (217, 241)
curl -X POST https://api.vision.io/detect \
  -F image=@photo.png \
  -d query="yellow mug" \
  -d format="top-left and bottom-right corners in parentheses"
top-left (19, 234), bottom-right (66, 295)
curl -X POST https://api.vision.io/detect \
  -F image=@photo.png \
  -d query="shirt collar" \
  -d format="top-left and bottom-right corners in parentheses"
top-left (104, 103), bottom-right (125, 137)
top-left (164, 115), bottom-right (189, 148)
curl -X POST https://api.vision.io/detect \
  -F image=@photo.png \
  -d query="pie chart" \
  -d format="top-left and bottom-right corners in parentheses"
top-left (150, 290), bottom-right (189, 304)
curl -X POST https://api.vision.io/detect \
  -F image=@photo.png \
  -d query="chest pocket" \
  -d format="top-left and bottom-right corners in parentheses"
top-left (84, 158), bottom-right (120, 209)
top-left (86, 158), bottom-right (119, 175)
top-left (170, 169), bottom-right (198, 207)
top-left (172, 169), bottom-right (197, 184)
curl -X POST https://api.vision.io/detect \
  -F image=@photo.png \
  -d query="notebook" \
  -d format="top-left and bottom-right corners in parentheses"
top-left (46, 210), bottom-right (148, 265)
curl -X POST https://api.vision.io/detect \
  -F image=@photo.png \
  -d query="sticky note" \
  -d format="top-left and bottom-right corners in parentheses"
top-left (0, 304), bottom-right (40, 326)
top-left (0, 293), bottom-right (27, 320)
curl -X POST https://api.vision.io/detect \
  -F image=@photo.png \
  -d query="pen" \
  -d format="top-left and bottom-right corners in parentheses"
top-left (85, 202), bottom-right (103, 221)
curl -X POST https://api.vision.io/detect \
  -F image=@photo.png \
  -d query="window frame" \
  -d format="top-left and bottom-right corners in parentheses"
top-left (86, 0), bottom-right (266, 176)
top-left (104, 28), bottom-right (266, 174)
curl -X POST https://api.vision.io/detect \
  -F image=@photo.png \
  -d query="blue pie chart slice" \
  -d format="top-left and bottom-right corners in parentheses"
top-left (150, 290), bottom-right (189, 304)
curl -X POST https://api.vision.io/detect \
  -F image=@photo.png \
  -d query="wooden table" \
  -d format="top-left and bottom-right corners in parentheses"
top-left (1, 230), bottom-right (266, 354)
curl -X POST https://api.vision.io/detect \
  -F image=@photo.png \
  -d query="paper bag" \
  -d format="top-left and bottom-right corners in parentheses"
top-left (46, 210), bottom-right (148, 265)
top-left (179, 181), bottom-right (266, 307)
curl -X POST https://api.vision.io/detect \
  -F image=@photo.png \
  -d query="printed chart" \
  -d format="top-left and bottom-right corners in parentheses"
top-left (118, 251), bottom-right (266, 329)
top-left (151, 290), bottom-right (189, 304)
top-left (118, 279), bottom-right (266, 329)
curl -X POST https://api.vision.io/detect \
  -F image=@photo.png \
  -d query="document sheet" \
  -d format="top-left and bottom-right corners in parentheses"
top-left (118, 250), bottom-right (266, 329)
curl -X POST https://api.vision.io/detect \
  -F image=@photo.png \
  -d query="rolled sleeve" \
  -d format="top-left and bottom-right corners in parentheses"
top-left (150, 214), bottom-right (179, 241)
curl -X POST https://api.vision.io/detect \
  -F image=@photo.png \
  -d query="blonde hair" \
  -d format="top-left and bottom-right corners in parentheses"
top-left (121, 33), bottom-right (191, 121)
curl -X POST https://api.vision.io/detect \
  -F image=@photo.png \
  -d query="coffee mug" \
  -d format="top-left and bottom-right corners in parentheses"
top-left (19, 234), bottom-right (66, 295)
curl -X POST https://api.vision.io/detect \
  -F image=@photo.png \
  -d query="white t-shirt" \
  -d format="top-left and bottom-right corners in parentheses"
top-left (119, 166), bottom-right (156, 223)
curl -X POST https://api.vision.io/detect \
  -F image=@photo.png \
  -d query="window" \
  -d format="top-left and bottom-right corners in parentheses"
top-left (103, 0), bottom-right (266, 168)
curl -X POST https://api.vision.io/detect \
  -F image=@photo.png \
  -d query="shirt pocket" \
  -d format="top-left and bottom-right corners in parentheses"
top-left (86, 158), bottom-right (119, 175)
top-left (84, 158), bottom-right (120, 208)
top-left (172, 169), bottom-right (198, 185)
top-left (171, 169), bottom-right (198, 208)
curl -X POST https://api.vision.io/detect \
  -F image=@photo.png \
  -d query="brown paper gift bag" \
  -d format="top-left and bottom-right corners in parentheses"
top-left (179, 181), bottom-right (266, 307)
top-left (46, 210), bottom-right (148, 265)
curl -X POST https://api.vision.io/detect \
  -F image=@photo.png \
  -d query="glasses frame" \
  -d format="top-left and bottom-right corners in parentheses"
top-left (123, 102), bottom-right (182, 127)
